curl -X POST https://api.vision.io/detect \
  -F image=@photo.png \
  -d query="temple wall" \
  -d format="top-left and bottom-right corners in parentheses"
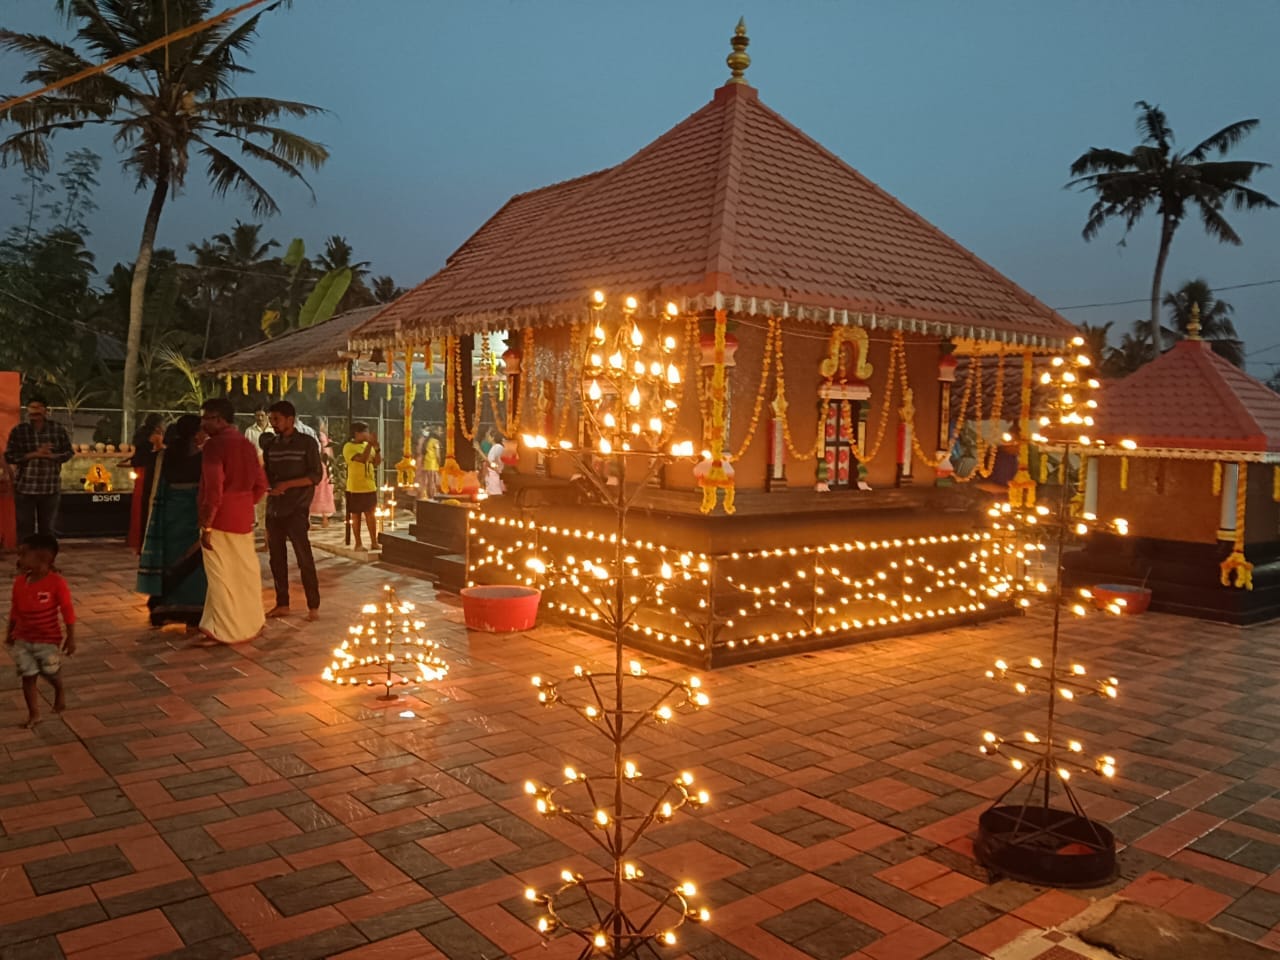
top-left (1092, 457), bottom-right (1280, 547)
top-left (513, 319), bottom-right (947, 497)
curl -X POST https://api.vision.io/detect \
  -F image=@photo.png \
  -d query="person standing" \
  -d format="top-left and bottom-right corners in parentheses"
top-left (4, 397), bottom-right (73, 540)
top-left (136, 416), bottom-right (206, 627)
top-left (310, 417), bottom-right (336, 526)
top-left (197, 398), bottom-right (267, 645)
top-left (261, 401), bottom-right (322, 620)
top-left (244, 407), bottom-right (272, 547)
top-left (417, 428), bottom-right (441, 500)
top-left (343, 422), bottom-right (381, 551)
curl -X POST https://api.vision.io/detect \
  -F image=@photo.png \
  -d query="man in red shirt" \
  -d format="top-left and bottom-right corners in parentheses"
top-left (5, 533), bottom-right (76, 727)
top-left (197, 398), bottom-right (268, 645)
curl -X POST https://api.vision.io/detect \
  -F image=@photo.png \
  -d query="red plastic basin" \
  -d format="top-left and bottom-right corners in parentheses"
top-left (460, 585), bottom-right (542, 632)
top-left (1092, 584), bottom-right (1152, 616)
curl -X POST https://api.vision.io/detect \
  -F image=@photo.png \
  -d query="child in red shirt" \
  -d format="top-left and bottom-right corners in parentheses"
top-left (5, 533), bottom-right (76, 727)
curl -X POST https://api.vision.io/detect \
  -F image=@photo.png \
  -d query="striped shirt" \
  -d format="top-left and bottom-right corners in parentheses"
top-left (4, 422), bottom-right (73, 495)
top-left (261, 430), bottom-right (322, 517)
top-left (11, 572), bottom-right (75, 644)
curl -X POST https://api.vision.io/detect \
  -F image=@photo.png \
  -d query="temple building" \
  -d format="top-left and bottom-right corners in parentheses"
top-left (347, 22), bottom-right (1080, 665)
top-left (1064, 306), bottom-right (1280, 624)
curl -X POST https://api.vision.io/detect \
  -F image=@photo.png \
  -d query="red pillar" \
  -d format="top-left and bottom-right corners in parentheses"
top-left (0, 372), bottom-right (20, 549)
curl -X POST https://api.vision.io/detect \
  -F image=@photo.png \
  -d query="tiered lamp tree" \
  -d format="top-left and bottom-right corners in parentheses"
top-left (322, 584), bottom-right (448, 701)
top-left (976, 336), bottom-right (1134, 887)
top-left (521, 291), bottom-right (711, 958)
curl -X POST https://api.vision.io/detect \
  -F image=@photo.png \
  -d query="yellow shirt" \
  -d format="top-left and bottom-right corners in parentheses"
top-left (343, 441), bottom-right (378, 493)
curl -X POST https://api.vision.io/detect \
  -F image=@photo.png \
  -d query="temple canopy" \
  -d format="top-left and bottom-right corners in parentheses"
top-left (1093, 336), bottom-right (1280, 461)
top-left (203, 305), bottom-right (382, 377)
top-left (352, 26), bottom-right (1076, 351)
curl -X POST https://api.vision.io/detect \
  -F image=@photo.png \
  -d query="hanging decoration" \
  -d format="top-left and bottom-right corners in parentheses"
top-left (340, 365), bottom-right (349, 394)
top-left (281, 371), bottom-right (289, 396)
top-left (423, 340), bottom-right (434, 375)
top-left (223, 373), bottom-right (232, 393)
top-left (697, 310), bottom-right (735, 515)
top-left (1212, 461), bottom-right (1223, 496)
top-left (395, 349), bottom-right (417, 487)
top-left (255, 373), bottom-right (262, 391)
top-left (1274, 465), bottom-right (1280, 503)
top-left (267, 373), bottom-right (274, 394)
top-left (362, 381), bottom-right (369, 400)
top-left (1119, 456), bottom-right (1129, 491)
top-left (731, 317), bottom-right (777, 461)
top-left (1220, 462), bottom-right (1253, 590)
top-left (1008, 351), bottom-right (1037, 506)
top-left (321, 585), bottom-right (448, 700)
top-left (452, 335), bottom-right (477, 441)
top-left (241, 374), bottom-right (248, 394)
top-left (318, 370), bottom-right (326, 397)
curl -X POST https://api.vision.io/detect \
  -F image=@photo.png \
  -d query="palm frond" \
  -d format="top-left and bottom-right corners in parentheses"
top-left (1067, 147), bottom-right (1137, 179)
top-left (195, 139), bottom-right (280, 217)
top-left (1134, 100), bottom-right (1173, 148)
top-left (1192, 198), bottom-right (1243, 245)
top-left (207, 118), bottom-right (328, 170)
top-left (1184, 118), bottom-right (1261, 162)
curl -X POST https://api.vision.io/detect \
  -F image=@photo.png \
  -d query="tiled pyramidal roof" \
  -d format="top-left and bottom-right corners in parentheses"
top-left (1094, 339), bottom-right (1280, 458)
top-left (352, 81), bottom-right (1076, 349)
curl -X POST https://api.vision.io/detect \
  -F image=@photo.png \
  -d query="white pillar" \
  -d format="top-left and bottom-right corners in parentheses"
top-left (1219, 462), bottom-right (1239, 538)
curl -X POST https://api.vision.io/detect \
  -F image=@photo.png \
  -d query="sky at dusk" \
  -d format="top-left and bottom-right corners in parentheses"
top-left (3, 1), bottom-right (1279, 371)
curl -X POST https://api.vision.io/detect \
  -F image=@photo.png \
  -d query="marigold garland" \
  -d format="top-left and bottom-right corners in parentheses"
top-left (1120, 456), bottom-right (1129, 491)
top-left (1212, 461), bottom-right (1223, 496)
top-left (699, 310), bottom-right (735, 514)
top-left (241, 374), bottom-right (248, 394)
top-left (223, 373), bottom-right (232, 392)
top-left (1221, 462), bottom-right (1253, 590)
top-left (451, 335), bottom-right (476, 442)
top-left (731, 317), bottom-right (777, 461)
top-left (1273, 465), bottom-right (1280, 503)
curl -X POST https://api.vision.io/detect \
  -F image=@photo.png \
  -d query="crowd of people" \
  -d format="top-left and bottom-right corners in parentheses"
top-left (2, 396), bottom-right (510, 726)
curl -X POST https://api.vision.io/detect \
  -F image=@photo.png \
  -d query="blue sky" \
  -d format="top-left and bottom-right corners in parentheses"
top-left (3, 1), bottom-right (1279, 370)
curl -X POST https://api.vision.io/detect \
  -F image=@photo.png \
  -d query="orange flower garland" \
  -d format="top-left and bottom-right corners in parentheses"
top-left (699, 310), bottom-right (735, 515)
top-left (731, 317), bottom-right (777, 461)
top-left (1220, 462), bottom-right (1253, 590)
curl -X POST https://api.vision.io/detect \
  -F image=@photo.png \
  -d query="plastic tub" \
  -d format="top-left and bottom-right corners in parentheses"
top-left (460, 585), bottom-right (542, 632)
top-left (1091, 584), bottom-right (1152, 616)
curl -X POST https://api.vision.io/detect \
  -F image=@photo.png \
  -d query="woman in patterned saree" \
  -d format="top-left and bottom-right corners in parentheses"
top-left (137, 416), bottom-right (207, 627)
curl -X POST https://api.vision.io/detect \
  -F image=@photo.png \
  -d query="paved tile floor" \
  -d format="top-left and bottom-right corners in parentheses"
top-left (1, 542), bottom-right (1279, 959)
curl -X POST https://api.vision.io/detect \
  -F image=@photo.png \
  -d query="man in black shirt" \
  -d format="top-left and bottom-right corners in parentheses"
top-left (261, 401), bottom-right (323, 620)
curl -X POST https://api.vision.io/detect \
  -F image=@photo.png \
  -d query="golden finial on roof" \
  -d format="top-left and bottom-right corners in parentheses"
top-left (726, 17), bottom-right (751, 84)
top-left (1187, 302), bottom-right (1203, 340)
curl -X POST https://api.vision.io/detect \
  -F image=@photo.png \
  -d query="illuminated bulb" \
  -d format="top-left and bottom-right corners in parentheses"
top-left (599, 438), bottom-right (612, 455)
top-left (603, 412), bottom-right (616, 428)
top-left (594, 932), bottom-right (607, 949)
top-left (592, 290), bottom-right (605, 306)
top-left (1069, 740), bottom-right (1083, 752)
top-left (1058, 767), bottom-right (1071, 780)
top-left (563, 765), bottom-right (577, 780)
top-left (524, 781), bottom-right (538, 795)
top-left (525, 887), bottom-right (538, 901)
top-left (1029, 656), bottom-right (1043, 669)
top-left (982, 731), bottom-right (997, 743)
top-left (1059, 687), bottom-right (1075, 700)
top-left (624, 295), bottom-right (638, 311)
top-left (624, 760), bottom-right (638, 778)
top-left (680, 881), bottom-right (697, 896)
top-left (595, 809), bottom-right (609, 826)
top-left (663, 931), bottom-right (677, 946)
top-left (1024, 731), bottom-right (1039, 743)
top-left (698, 908), bottom-right (711, 922)
top-left (628, 385), bottom-right (641, 408)
top-left (660, 801), bottom-right (673, 818)
top-left (666, 301), bottom-right (679, 317)
top-left (608, 351), bottom-right (624, 370)
top-left (1011, 758), bottom-right (1025, 770)
top-left (995, 659), bottom-right (1008, 671)
top-left (588, 379), bottom-right (602, 401)
top-left (1072, 664), bottom-right (1086, 675)
top-left (630, 324), bottom-right (643, 347)
top-left (629, 659), bottom-right (643, 675)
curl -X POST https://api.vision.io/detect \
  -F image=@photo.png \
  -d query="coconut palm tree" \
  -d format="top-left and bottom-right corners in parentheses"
top-left (1105, 331), bottom-right (1153, 378)
top-left (372, 274), bottom-right (405, 304)
top-left (316, 235), bottom-right (374, 309)
top-left (1163, 278), bottom-right (1243, 367)
top-left (1068, 101), bottom-right (1276, 356)
top-left (0, 0), bottom-right (327, 435)
top-left (1077, 322), bottom-right (1114, 371)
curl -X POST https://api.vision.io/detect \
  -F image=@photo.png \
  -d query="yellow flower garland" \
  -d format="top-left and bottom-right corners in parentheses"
top-left (700, 310), bottom-right (735, 515)
top-left (451, 335), bottom-right (476, 442)
top-left (1212, 461), bottom-right (1223, 495)
top-left (731, 317), bottom-right (777, 461)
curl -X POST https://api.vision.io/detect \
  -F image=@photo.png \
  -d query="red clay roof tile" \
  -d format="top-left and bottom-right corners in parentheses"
top-left (1095, 339), bottom-right (1280, 454)
top-left (353, 82), bottom-right (1076, 347)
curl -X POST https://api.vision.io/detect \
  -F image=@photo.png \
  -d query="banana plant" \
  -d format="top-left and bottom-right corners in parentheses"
top-left (261, 238), bottom-right (352, 336)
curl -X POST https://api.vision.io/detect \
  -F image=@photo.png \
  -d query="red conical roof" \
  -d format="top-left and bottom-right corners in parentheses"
top-left (1094, 339), bottom-right (1280, 457)
top-left (354, 82), bottom-right (1076, 348)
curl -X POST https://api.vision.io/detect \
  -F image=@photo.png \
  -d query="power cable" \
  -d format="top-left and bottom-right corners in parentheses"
top-left (0, 0), bottom-right (277, 117)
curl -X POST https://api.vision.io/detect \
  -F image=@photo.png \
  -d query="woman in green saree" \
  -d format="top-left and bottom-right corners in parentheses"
top-left (137, 415), bottom-right (207, 627)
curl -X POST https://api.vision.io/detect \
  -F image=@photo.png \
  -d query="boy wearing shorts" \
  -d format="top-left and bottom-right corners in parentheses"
top-left (5, 533), bottom-right (76, 728)
top-left (343, 422), bottom-right (381, 551)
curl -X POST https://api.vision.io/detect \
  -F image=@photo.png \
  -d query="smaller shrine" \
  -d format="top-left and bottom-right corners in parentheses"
top-left (1063, 307), bottom-right (1280, 623)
